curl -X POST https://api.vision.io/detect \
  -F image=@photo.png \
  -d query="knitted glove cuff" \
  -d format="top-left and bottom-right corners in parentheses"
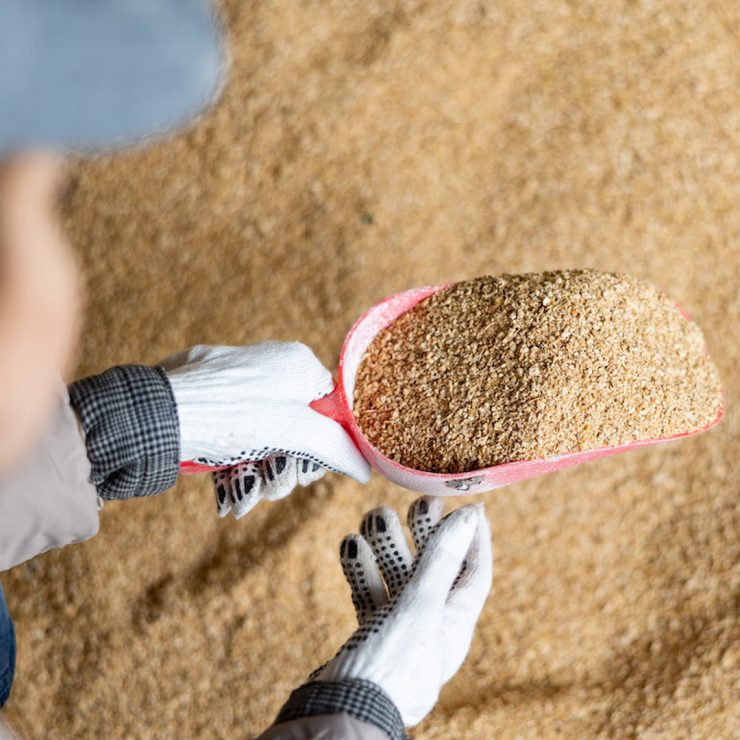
top-left (69, 365), bottom-right (180, 500)
top-left (274, 679), bottom-right (407, 740)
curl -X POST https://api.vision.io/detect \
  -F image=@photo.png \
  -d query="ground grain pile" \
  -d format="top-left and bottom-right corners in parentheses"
top-left (3, 0), bottom-right (738, 738)
top-left (354, 271), bottom-right (722, 472)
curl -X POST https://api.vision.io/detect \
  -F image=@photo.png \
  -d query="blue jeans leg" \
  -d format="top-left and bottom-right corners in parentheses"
top-left (0, 585), bottom-right (15, 707)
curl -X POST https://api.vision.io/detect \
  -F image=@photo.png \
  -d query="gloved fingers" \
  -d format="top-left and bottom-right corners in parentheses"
top-left (359, 507), bottom-right (414, 599)
top-left (287, 342), bottom-right (336, 402)
top-left (304, 409), bottom-right (371, 483)
top-left (179, 399), bottom-right (371, 482)
top-left (296, 457), bottom-right (325, 487)
top-left (438, 506), bottom-right (493, 683)
top-left (407, 496), bottom-right (445, 553)
top-left (446, 504), bottom-right (493, 613)
top-left (403, 505), bottom-right (479, 614)
top-left (163, 343), bottom-right (334, 399)
top-left (340, 534), bottom-right (388, 624)
top-left (213, 463), bottom-right (263, 519)
top-left (244, 341), bottom-right (336, 401)
top-left (307, 659), bottom-right (331, 682)
top-left (260, 455), bottom-right (299, 501)
top-left (228, 462), bottom-right (263, 519)
top-left (288, 406), bottom-right (371, 483)
top-left (213, 470), bottom-right (232, 518)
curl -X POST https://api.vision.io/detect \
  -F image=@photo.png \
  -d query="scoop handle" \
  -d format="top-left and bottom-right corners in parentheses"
top-left (181, 384), bottom-right (349, 475)
top-left (309, 384), bottom-right (349, 427)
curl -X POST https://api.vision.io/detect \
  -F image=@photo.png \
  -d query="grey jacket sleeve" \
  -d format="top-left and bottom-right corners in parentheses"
top-left (68, 365), bottom-right (180, 500)
top-left (0, 365), bottom-right (179, 570)
top-left (0, 387), bottom-right (100, 572)
top-left (256, 680), bottom-right (406, 740)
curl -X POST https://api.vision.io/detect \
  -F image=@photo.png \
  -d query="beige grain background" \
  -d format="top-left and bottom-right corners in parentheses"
top-left (4, 0), bottom-right (739, 737)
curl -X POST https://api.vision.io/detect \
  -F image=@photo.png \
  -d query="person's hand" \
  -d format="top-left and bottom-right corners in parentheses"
top-left (210, 455), bottom-right (327, 519)
top-left (313, 496), bottom-right (493, 728)
top-left (161, 342), bottom-right (371, 518)
top-left (0, 153), bottom-right (81, 470)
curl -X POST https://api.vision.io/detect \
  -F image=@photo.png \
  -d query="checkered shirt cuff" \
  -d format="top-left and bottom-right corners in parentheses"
top-left (69, 365), bottom-right (180, 500)
top-left (274, 679), bottom-right (406, 740)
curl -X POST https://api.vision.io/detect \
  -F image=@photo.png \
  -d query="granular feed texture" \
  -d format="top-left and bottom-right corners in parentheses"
top-left (353, 271), bottom-right (722, 473)
top-left (4, 1), bottom-right (738, 738)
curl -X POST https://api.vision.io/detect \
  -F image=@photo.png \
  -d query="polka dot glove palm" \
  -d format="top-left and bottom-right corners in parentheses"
top-left (211, 455), bottom-right (326, 519)
top-left (313, 496), bottom-right (493, 727)
top-left (161, 343), bottom-right (371, 518)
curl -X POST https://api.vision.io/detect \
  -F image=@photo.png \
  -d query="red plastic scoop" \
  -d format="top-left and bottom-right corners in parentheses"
top-left (182, 284), bottom-right (723, 495)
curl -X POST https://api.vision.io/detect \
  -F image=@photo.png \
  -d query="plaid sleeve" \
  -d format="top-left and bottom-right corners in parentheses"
top-left (69, 365), bottom-right (180, 500)
top-left (272, 680), bottom-right (406, 740)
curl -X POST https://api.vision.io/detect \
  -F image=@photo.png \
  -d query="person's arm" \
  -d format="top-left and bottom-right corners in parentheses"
top-left (1, 342), bottom-right (369, 569)
top-left (0, 385), bottom-right (99, 572)
top-left (0, 364), bottom-right (178, 570)
top-left (68, 364), bottom-right (180, 500)
top-left (257, 685), bottom-right (398, 739)
top-left (257, 497), bottom-right (493, 739)
top-left (68, 343), bottom-right (369, 504)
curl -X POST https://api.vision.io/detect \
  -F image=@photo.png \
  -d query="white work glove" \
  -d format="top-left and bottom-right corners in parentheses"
top-left (161, 343), bottom-right (370, 518)
top-left (211, 455), bottom-right (325, 519)
top-left (313, 496), bottom-right (493, 727)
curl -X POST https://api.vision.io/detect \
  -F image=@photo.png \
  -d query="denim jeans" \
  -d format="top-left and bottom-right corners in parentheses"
top-left (0, 585), bottom-right (15, 707)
